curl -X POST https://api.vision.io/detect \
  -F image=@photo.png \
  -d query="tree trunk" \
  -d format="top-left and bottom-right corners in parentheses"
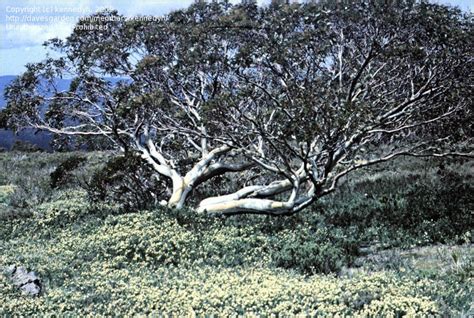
top-left (197, 198), bottom-right (295, 215)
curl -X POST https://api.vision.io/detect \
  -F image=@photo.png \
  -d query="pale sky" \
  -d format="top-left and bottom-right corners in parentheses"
top-left (0, 0), bottom-right (472, 75)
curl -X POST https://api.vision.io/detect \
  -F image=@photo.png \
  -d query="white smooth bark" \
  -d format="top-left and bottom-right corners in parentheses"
top-left (197, 198), bottom-right (294, 214)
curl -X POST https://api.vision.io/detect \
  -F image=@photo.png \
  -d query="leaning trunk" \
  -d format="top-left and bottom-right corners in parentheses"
top-left (197, 198), bottom-right (295, 215)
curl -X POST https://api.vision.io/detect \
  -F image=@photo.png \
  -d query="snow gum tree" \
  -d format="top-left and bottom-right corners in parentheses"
top-left (3, 1), bottom-right (473, 215)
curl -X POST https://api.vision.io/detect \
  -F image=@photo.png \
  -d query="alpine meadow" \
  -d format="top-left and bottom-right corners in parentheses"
top-left (0, 0), bottom-right (473, 316)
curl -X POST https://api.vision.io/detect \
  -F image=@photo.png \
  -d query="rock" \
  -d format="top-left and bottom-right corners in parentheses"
top-left (6, 265), bottom-right (42, 296)
top-left (20, 282), bottom-right (42, 296)
top-left (5, 264), bottom-right (16, 276)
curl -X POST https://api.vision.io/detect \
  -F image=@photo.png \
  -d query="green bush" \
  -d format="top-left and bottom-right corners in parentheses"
top-left (50, 155), bottom-right (87, 189)
top-left (0, 263), bottom-right (445, 316)
top-left (0, 185), bottom-right (14, 206)
top-left (271, 226), bottom-right (359, 274)
top-left (85, 153), bottom-right (168, 211)
top-left (34, 190), bottom-right (121, 230)
top-left (321, 159), bottom-right (474, 246)
top-left (0, 152), bottom-right (74, 210)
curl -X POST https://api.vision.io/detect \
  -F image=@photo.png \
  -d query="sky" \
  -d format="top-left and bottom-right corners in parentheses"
top-left (0, 0), bottom-right (472, 76)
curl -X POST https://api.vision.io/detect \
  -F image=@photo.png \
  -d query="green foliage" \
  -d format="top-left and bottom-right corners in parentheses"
top-left (85, 153), bottom-right (168, 211)
top-left (0, 153), bottom-right (57, 210)
top-left (0, 152), bottom-right (108, 218)
top-left (0, 206), bottom-right (462, 315)
top-left (0, 185), bottom-right (14, 205)
top-left (0, 185), bottom-right (31, 220)
top-left (0, 110), bottom-right (9, 129)
top-left (271, 226), bottom-right (359, 274)
top-left (11, 140), bottom-right (42, 152)
top-left (34, 190), bottom-right (114, 227)
top-left (49, 155), bottom-right (87, 188)
top-left (321, 159), bottom-right (474, 247)
top-left (0, 152), bottom-right (472, 315)
top-left (1, 205), bottom-right (470, 316)
top-left (0, 263), bottom-right (445, 316)
top-left (349, 244), bottom-right (474, 316)
top-left (3, 2), bottom-right (471, 215)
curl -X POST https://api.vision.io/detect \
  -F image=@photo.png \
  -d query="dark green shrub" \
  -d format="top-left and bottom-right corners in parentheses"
top-left (271, 226), bottom-right (359, 274)
top-left (404, 170), bottom-right (473, 243)
top-left (85, 153), bottom-right (168, 211)
top-left (11, 140), bottom-right (43, 152)
top-left (322, 162), bottom-right (473, 246)
top-left (50, 155), bottom-right (87, 188)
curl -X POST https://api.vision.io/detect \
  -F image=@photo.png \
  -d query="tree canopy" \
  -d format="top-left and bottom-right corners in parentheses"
top-left (3, 1), bottom-right (473, 215)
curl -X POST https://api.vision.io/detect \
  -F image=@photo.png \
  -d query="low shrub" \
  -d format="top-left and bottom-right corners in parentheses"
top-left (49, 155), bottom-right (87, 189)
top-left (85, 153), bottom-right (168, 211)
top-left (321, 160), bottom-right (473, 246)
top-left (1, 200), bottom-right (471, 316)
top-left (33, 190), bottom-right (119, 228)
top-left (0, 185), bottom-right (15, 206)
top-left (271, 226), bottom-right (359, 274)
top-left (0, 152), bottom-right (109, 212)
top-left (0, 153), bottom-right (72, 210)
top-left (0, 153), bottom-right (472, 316)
